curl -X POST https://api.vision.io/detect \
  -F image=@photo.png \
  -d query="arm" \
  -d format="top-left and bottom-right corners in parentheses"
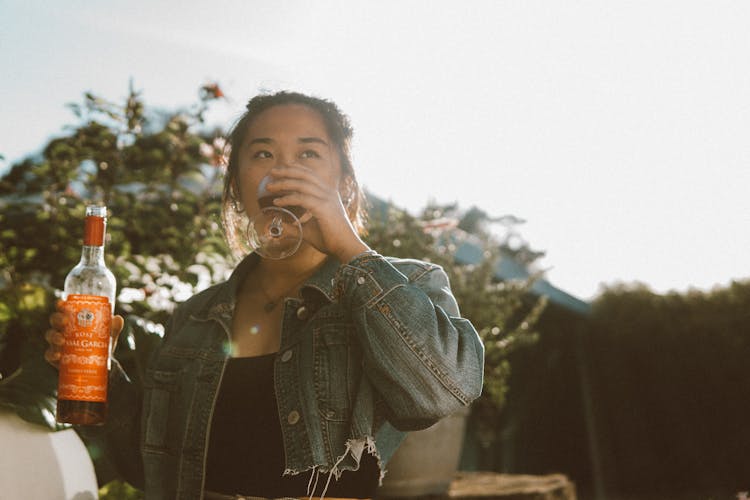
top-left (75, 357), bottom-right (144, 489)
top-left (47, 310), bottom-right (145, 488)
top-left (89, 301), bottom-right (193, 487)
top-left (74, 304), bottom-right (188, 488)
top-left (335, 253), bottom-right (485, 431)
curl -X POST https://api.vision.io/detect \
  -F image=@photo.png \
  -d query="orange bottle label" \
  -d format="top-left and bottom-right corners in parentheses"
top-left (58, 295), bottom-right (112, 402)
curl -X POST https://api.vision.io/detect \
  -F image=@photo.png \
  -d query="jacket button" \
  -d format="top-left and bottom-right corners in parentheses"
top-left (296, 305), bottom-right (309, 320)
top-left (357, 276), bottom-right (366, 285)
top-left (281, 349), bottom-right (293, 362)
top-left (287, 410), bottom-right (300, 425)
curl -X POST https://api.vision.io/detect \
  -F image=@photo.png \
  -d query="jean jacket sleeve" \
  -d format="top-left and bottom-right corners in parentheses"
top-left (334, 252), bottom-right (485, 431)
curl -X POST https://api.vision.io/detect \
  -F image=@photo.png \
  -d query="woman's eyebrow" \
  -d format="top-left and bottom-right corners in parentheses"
top-left (299, 137), bottom-right (329, 146)
top-left (248, 137), bottom-right (273, 146)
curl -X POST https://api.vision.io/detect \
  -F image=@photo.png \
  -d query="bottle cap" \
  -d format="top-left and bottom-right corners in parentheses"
top-left (84, 205), bottom-right (107, 246)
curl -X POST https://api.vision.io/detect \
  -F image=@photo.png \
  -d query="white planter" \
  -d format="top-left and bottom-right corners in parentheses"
top-left (378, 406), bottom-right (470, 497)
top-left (0, 410), bottom-right (98, 499)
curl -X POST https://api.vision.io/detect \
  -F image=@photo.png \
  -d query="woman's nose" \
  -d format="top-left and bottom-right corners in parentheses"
top-left (274, 152), bottom-right (293, 168)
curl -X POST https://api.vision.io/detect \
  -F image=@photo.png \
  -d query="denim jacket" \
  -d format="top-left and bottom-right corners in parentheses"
top-left (92, 252), bottom-right (484, 500)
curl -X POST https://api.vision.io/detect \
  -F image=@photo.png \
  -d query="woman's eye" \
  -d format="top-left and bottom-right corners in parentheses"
top-left (253, 150), bottom-right (272, 159)
top-left (300, 150), bottom-right (320, 159)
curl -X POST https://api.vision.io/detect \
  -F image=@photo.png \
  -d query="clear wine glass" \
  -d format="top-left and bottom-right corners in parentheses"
top-left (246, 175), bottom-right (304, 259)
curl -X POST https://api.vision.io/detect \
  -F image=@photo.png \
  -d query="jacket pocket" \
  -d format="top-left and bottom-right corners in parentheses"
top-left (313, 325), bottom-right (355, 422)
top-left (142, 368), bottom-right (179, 453)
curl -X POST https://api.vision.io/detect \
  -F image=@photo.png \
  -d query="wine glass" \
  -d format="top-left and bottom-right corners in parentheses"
top-left (246, 175), bottom-right (304, 259)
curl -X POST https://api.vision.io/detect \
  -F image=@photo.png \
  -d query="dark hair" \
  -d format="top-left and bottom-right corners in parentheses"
top-left (221, 91), bottom-right (367, 257)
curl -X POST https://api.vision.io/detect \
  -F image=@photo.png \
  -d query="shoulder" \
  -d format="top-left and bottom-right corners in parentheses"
top-left (383, 256), bottom-right (446, 283)
top-left (381, 256), bottom-right (458, 314)
top-left (385, 257), bottom-right (448, 286)
top-left (169, 280), bottom-right (231, 326)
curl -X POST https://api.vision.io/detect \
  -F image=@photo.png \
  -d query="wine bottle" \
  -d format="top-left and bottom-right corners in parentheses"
top-left (56, 205), bottom-right (117, 425)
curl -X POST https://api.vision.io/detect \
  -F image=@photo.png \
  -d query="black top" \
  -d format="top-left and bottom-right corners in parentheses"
top-left (204, 355), bottom-right (380, 498)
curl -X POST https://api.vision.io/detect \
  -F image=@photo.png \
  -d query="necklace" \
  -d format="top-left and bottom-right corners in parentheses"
top-left (258, 273), bottom-right (313, 313)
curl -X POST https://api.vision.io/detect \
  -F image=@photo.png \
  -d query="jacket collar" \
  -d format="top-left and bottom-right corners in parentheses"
top-left (300, 255), bottom-right (341, 302)
top-left (200, 252), bottom-right (341, 320)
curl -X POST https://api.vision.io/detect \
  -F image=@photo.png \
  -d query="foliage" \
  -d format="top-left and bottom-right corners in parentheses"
top-left (493, 278), bottom-right (750, 498)
top-left (0, 81), bottom-right (229, 429)
top-left (99, 479), bottom-right (144, 500)
top-left (584, 281), bottom-right (750, 496)
top-left (365, 201), bottom-right (546, 445)
top-left (445, 204), bottom-right (546, 266)
top-left (0, 83), bottom-right (544, 496)
top-left (0, 280), bottom-right (60, 428)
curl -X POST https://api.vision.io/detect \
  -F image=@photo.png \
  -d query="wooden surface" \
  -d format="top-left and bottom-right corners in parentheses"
top-left (448, 472), bottom-right (576, 500)
top-left (379, 471), bottom-right (576, 500)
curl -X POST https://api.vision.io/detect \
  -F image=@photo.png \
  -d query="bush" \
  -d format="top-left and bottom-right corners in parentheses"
top-left (586, 281), bottom-right (750, 496)
top-left (494, 279), bottom-right (750, 498)
top-left (0, 83), bottom-right (544, 496)
top-left (0, 83), bottom-right (230, 497)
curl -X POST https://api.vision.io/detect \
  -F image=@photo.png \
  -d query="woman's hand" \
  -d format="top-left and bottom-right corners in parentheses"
top-left (266, 165), bottom-right (369, 262)
top-left (44, 300), bottom-right (125, 369)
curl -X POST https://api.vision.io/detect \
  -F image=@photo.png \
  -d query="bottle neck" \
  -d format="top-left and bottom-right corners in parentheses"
top-left (81, 213), bottom-right (106, 265)
top-left (80, 244), bottom-right (105, 265)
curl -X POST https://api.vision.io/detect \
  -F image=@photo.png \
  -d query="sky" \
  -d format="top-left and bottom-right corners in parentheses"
top-left (2, 0), bottom-right (749, 301)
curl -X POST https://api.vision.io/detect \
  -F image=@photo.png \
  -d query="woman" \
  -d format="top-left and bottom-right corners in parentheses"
top-left (46, 91), bottom-right (484, 500)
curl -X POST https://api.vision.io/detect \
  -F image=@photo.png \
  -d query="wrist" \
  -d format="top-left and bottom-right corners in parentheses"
top-left (333, 238), bottom-right (371, 264)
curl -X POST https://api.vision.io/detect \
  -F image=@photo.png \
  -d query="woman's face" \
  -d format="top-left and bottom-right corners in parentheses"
top-left (236, 104), bottom-right (344, 217)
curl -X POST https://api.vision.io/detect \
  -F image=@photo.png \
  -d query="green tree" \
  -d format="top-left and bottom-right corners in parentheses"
top-left (0, 82), bottom-right (230, 497)
top-left (366, 201), bottom-right (546, 447)
top-left (584, 281), bottom-right (750, 497)
top-left (0, 83), bottom-right (544, 495)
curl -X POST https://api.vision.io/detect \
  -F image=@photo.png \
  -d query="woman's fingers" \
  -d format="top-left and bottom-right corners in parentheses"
top-left (45, 328), bottom-right (65, 346)
top-left (111, 315), bottom-right (124, 348)
top-left (264, 164), bottom-right (364, 260)
top-left (269, 174), bottom-right (343, 212)
top-left (49, 310), bottom-right (123, 341)
top-left (44, 348), bottom-right (61, 367)
top-left (44, 327), bottom-right (63, 368)
top-left (49, 311), bottom-right (66, 330)
top-left (45, 313), bottom-right (125, 369)
top-left (298, 211), bottom-right (314, 224)
top-left (268, 178), bottom-right (333, 204)
top-left (272, 191), bottom-right (325, 211)
top-left (268, 165), bottom-right (334, 194)
top-left (268, 164), bottom-right (322, 182)
top-left (269, 173), bottom-right (347, 230)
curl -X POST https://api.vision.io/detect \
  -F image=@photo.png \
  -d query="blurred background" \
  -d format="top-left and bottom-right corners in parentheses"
top-left (1, 1), bottom-right (749, 499)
